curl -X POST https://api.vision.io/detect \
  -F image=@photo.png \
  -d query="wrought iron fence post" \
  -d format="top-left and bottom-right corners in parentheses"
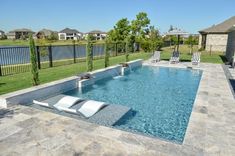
top-left (36, 46), bottom-right (41, 69)
top-left (92, 43), bottom-right (94, 60)
top-left (0, 64), bottom-right (2, 76)
top-left (115, 43), bottom-right (118, 56)
top-left (210, 45), bottom-right (212, 56)
top-left (133, 42), bottom-right (136, 53)
top-left (0, 48), bottom-right (1, 76)
top-left (73, 42), bottom-right (76, 63)
top-left (48, 45), bottom-right (53, 67)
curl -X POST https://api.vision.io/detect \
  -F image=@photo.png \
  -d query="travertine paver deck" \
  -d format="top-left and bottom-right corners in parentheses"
top-left (0, 61), bottom-right (235, 156)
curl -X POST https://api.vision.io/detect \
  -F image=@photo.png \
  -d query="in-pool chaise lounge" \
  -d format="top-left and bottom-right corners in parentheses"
top-left (33, 94), bottom-right (131, 126)
top-left (169, 51), bottom-right (180, 64)
top-left (33, 100), bottom-right (52, 108)
top-left (33, 95), bottom-right (81, 110)
top-left (33, 95), bottom-right (106, 118)
top-left (151, 51), bottom-right (161, 63)
top-left (191, 52), bottom-right (201, 65)
top-left (78, 100), bottom-right (106, 118)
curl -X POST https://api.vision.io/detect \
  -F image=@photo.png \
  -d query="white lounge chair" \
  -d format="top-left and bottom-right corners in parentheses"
top-left (33, 95), bottom-right (107, 118)
top-left (53, 96), bottom-right (81, 111)
top-left (151, 51), bottom-right (161, 63)
top-left (170, 51), bottom-right (180, 64)
top-left (33, 100), bottom-right (51, 108)
top-left (191, 52), bottom-right (201, 65)
top-left (78, 100), bottom-right (106, 118)
top-left (33, 95), bottom-right (81, 112)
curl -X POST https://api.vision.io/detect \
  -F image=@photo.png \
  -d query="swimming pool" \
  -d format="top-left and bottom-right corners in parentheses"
top-left (65, 66), bottom-right (202, 143)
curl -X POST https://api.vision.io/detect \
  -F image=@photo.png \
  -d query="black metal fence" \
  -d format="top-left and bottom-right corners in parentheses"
top-left (0, 42), bottom-right (137, 76)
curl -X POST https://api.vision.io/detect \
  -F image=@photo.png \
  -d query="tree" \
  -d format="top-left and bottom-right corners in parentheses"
top-left (0, 35), bottom-right (7, 40)
top-left (131, 12), bottom-right (150, 40)
top-left (150, 26), bottom-right (163, 51)
top-left (106, 12), bottom-right (153, 54)
top-left (85, 34), bottom-right (96, 41)
top-left (86, 34), bottom-right (93, 71)
top-left (29, 35), bottom-right (39, 86)
top-left (185, 35), bottom-right (199, 54)
top-left (47, 32), bottom-right (58, 41)
top-left (140, 39), bottom-right (152, 52)
top-left (107, 18), bottom-right (131, 42)
top-left (106, 29), bottom-right (117, 41)
top-left (140, 26), bottom-right (163, 52)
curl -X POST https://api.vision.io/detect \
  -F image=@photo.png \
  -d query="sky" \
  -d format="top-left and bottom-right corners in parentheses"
top-left (1, 0), bottom-right (235, 34)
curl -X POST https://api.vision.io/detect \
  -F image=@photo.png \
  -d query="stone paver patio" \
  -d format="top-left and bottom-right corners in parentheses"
top-left (0, 61), bottom-right (235, 156)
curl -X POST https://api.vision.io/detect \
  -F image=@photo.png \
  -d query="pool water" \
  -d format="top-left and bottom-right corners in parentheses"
top-left (65, 66), bottom-right (202, 143)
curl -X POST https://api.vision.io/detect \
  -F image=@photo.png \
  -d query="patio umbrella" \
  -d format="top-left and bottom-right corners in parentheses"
top-left (165, 29), bottom-right (189, 51)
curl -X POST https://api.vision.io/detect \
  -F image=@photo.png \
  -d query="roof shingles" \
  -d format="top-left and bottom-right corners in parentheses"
top-left (199, 16), bottom-right (235, 34)
top-left (87, 30), bottom-right (106, 34)
top-left (59, 28), bottom-right (80, 34)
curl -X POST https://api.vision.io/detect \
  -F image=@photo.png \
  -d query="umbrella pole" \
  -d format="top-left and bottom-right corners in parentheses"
top-left (177, 35), bottom-right (180, 51)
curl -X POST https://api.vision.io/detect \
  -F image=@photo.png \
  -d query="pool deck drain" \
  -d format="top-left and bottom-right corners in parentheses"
top-left (0, 61), bottom-right (235, 155)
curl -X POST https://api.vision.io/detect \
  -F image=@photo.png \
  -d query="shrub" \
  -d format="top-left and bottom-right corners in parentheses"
top-left (125, 37), bottom-right (132, 62)
top-left (29, 35), bottom-right (39, 85)
top-left (140, 40), bottom-right (151, 52)
top-left (86, 35), bottom-right (93, 71)
top-left (140, 39), bottom-right (163, 52)
top-left (104, 42), bottom-right (110, 67)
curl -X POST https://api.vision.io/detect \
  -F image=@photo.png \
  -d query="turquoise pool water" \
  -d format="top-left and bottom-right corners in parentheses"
top-left (65, 66), bottom-right (202, 143)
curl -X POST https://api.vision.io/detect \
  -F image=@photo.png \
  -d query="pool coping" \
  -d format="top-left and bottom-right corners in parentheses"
top-left (221, 64), bottom-right (235, 99)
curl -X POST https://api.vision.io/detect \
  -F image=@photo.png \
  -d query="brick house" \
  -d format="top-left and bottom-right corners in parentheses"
top-left (36, 29), bottom-right (57, 39)
top-left (199, 16), bottom-right (235, 52)
top-left (6, 28), bottom-right (34, 40)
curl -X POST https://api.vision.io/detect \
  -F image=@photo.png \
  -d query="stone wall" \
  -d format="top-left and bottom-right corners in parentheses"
top-left (205, 34), bottom-right (228, 52)
top-left (226, 30), bottom-right (235, 63)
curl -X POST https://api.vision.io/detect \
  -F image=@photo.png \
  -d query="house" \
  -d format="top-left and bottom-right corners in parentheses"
top-left (198, 16), bottom-right (235, 52)
top-left (58, 28), bottom-right (82, 40)
top-left (0, 30), bottom-right (5, 38)
top-left (225, 26), bottom-right (235, 63)
top-left (85, 30), bottom-right (107, 40)
top-left (6, 28), bottom-right (34, 40)
top-left (36, 29), bottom-right (57, 39)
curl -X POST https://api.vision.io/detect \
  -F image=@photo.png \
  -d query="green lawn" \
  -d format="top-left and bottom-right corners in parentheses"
top-left (161, 45), bottom-right (225, 64)
top-left (0, 52), bottom-right (151, 95)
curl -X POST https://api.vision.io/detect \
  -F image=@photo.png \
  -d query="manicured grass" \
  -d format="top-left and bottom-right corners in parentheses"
top-left (0, 39), bottom-right (105, 46)
top-left (161, 45), bottom-right (225, 64)
top-left (0, 52), bottom-right (151, 95)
